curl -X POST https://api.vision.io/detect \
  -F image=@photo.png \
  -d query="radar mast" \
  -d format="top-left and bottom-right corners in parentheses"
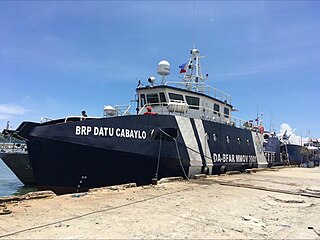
top-left (182, 49), bottom-right (208, 93)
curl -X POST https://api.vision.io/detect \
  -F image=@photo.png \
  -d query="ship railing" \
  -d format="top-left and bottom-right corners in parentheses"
top-left (41, 116), bottom-right (100, 124)
top-left (0, 142), bottom-right (27, 151)
top-left (40, 116), bottom-right (54, 123)
top-left (264, 151), bottom-right (276, 163)
top-left (138, 102), bottom-right (259, 131)
top-left (104, 105), bottom-right (132, 117)
top-left (114, 105), bottom-right (131, 116)
top-left (165, 81), bottom-right (232, 105)
top-left (200, 106), bottom-right (256, 130)
top-left (63, 116), bottom-right (100, 123)
top-left (138, 102), bottom-right (170, 115)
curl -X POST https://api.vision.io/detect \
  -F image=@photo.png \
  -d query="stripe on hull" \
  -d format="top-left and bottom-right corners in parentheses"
top-left (175, 116), bottom-right (202, 178)
top-left (251, 131), bottom-right (268, 168)
top-left (193, 118), bottom-right (213, 174)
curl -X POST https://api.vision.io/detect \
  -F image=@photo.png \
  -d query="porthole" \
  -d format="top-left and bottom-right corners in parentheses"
top-left (213, 134), bottom-right (217, 142)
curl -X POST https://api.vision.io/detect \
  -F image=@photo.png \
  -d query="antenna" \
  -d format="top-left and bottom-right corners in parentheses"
top-left (192, 0), bottom-right (196, 48)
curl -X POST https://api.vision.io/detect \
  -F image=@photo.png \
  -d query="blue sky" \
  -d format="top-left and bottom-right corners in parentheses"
top-left (0, 1), bottom-right (319, 140)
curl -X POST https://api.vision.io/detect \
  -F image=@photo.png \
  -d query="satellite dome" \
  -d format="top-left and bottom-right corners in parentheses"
top-left (157, 60), bottom-right (170, 76)
top-left (104, 105), bottom-right (116, 117)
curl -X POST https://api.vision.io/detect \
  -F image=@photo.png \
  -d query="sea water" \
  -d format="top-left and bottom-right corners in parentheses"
top-left (0, 160), bottom-right (36, 197)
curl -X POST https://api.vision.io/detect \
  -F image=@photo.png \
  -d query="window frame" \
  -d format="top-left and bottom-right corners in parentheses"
top-left (224, 107), bottom-right (230, 118)
top-left (146, 93), bottom-right (160, 105)
top-left (214, 103), bottom-right (220, 115)
top-left (159, 92), bottom-right (167, 103)
top-left (140, 94), bottom-right (146, 107)
top-left (169, 92), bottom-right (184, 101)
top-left (186, 95), bottom-right (200, 110)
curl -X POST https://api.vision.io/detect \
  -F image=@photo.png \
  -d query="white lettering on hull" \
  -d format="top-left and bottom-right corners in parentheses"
top-left (75, 126), bottom-right (92, 136)
top-left (212, 153), bottom-right (257, 163)
top-left (75, 126), bottom-right (147, 139)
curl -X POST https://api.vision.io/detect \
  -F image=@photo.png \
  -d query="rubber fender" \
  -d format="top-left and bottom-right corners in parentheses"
top-left (220, 165), bottom-right (227, 174)
top-left (202, 166), bottom-right (209, 175)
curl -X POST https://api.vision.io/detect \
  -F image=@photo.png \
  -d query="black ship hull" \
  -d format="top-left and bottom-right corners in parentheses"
top-left (28, 137), bottom-right (186, 193)
top-left (0, 152), bottom-right (35, 185)
top-left (17, 115), bottom-right (267, 194)
top-left (280, 144), bottom-right (309, 165)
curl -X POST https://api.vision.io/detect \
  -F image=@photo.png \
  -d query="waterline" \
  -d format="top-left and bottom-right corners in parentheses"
top-left (0, 160), bottom-right (37, 197)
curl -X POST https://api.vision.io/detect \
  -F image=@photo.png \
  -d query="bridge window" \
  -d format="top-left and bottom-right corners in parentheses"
top-left (159, 92), bottom-right (167, 103)
top-left (224, 107), bottom-right (230, 118)
top-left (140, 94), bottom-right (146, 107)
top-left (186, 96), bottom-right (199, 110)
top-left (169, 93), bottom-right (184, 101)
top-left (146, 94), bottom-right (159, 104)
top-left (214, 103), bottom-right (220, 115)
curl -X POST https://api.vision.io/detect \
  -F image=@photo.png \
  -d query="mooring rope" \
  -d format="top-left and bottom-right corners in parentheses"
top-left (154, 137), bottom-right (162, 180)
top-left (158, 128), bottom-right (189, 180)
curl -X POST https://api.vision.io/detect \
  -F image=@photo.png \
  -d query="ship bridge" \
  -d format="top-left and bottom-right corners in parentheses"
top-left (135, 49), bottom-right (243, 127)
top-left (136, 83), bottom-right (234, 125)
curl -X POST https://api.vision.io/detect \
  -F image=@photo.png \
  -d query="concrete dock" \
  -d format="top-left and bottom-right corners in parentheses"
top-left (0, 167), bottom-right (320, 239)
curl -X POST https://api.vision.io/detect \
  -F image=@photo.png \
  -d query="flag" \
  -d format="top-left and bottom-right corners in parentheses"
top-left (179, 62), bottom-right (188, 73)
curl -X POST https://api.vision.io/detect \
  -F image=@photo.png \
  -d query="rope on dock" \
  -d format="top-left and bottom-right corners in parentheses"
top-left (209, 181), bottom-right (320, 199)
top-left (0, 185), bottom-right (195, 238)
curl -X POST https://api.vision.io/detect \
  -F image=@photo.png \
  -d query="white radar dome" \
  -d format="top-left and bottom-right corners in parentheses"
top-left (157, 60), bottom-right (170, 76)
top-left (104, 105), bottom-right (116, 117)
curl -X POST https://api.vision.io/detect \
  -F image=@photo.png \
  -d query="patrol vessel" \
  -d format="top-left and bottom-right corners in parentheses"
top-left (16, 49), bottom-right (269, 194)
top-left (278, 130), bottom-right (311, 166)
top-left (305, 139), bottom-right (320, 166)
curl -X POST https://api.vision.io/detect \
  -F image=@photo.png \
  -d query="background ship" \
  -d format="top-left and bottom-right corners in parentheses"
top-left (0, 130), bottom-right (35, 185)
top-left (305, 139), bottom-right (320, 166)
top-left (279, 129), bottom-right (313, 166)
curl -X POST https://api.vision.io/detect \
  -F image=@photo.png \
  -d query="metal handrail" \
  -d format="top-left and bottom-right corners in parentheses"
top-left (114, 105), bottom-right (132, 116)
top-left (40, 116), bottom-right (54, 123)
top-left (164, 81), bottom-right (232, 105)
top-left (63, 116), bottom-right (100, 123)
top-left (41, 116), bottom-right (100, 124)
top-left (138, 102), bottom-right (260, 131)
top-left (0, 142), bottom-right (27, 152)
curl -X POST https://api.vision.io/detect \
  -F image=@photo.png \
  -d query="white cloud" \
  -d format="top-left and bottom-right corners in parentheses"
top-left (277, 123), bottom-right (308, 145)
top-left (0, 104), bottom-right (29, 116)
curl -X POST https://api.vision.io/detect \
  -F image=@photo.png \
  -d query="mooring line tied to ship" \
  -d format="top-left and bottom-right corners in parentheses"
top-left (156, 127), bottom-right (213, 181)
top-left (158, 128), bottom-right (190, 180)
top-left (153, 136), bottom-right (162, 183)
